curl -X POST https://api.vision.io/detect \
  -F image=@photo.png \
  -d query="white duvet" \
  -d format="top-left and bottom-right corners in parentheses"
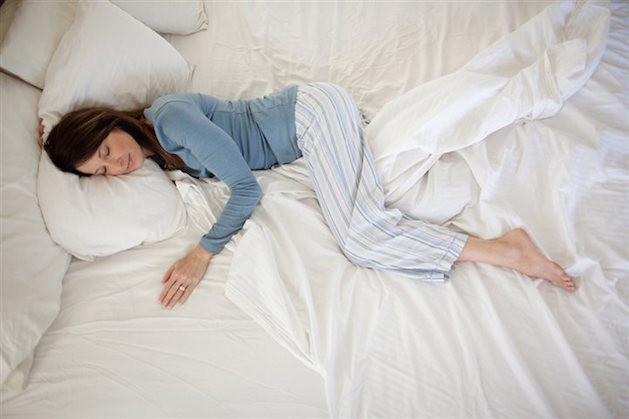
top-left (209, 2), bottom-right (628, 417)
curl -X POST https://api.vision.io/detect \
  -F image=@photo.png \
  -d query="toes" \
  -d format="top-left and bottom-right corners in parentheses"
top-left (563, 278), bottom-right (577, 292)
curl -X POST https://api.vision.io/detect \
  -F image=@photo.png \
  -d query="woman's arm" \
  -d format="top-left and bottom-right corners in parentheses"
top-left (154, 101), bottom-right (262, 308)
top-left (158, 101), bottom-right (262, 254)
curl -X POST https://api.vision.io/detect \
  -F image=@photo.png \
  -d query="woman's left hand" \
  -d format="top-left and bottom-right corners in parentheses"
top-left (159, 244), bottom-right (213, 309)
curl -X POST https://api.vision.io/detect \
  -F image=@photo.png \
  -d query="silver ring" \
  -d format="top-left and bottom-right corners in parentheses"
top-left (178, 285), bottom-right (186, 292)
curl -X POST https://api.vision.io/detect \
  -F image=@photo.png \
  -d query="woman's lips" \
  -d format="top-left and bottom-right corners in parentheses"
top-left (127, 154), bottom-right (132, 171)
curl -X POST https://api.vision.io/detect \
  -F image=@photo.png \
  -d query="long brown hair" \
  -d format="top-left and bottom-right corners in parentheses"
top-left (43, 106), bottom-right (187, 177)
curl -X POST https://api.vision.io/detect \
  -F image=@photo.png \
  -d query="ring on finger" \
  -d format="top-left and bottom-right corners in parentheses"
top-left (178, 285), bottom-right (186, 292)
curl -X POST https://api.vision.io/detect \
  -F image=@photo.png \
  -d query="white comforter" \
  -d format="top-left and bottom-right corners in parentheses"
top-left (212, 2), bottom-right (628, 417)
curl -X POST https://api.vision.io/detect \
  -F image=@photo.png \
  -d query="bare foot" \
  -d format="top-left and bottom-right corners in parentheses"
top-left (497, 228), bottom-right (576, 292)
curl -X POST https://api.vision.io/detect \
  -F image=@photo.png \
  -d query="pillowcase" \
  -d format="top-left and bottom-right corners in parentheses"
top-left (36, 0), bottom-right (192, 260)
top-left (39, 0), bottom-right (195, 139)
top-left (0, 0), bottom-right (76, 89)
top-left (0, 72), bottom-right (71, 390)
top-left (38, 154), bottom-right (188, 261)
top-left (111, 0), bottom-right (208, 35)
top-left (0, 0), bottom-right (20, 46)
top-left (0, 0), bottom-right (207, 90)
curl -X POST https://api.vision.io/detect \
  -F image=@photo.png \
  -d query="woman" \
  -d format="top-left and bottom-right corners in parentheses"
top-left (43, 82), bottom-right (576, 309)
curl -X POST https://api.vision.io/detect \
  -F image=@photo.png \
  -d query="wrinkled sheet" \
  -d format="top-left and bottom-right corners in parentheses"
top-left (0, 169), bottom-right (328, 417)
top-left (223, 2), bottom-right (629, 418)
top-left (2, 1), bottom-right (627, 417)
top-left (367, 1), bottom-right (609, 209)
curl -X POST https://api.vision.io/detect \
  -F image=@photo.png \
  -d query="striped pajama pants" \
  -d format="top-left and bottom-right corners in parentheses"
top-left (294, 82), bottom-right (468, 283)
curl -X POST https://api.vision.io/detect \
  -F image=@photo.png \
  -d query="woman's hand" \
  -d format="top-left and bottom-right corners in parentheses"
top-left (159, 244), bottom-right (213, 309)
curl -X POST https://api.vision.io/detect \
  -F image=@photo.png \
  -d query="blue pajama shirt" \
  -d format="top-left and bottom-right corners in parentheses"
top-left (143, 83), bottom-right (468, 283)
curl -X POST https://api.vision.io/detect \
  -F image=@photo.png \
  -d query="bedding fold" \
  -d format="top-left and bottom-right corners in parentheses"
top-left (365, 0), bottom-right (610, 205)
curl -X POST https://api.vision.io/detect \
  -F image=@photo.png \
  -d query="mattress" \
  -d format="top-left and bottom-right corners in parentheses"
top-left (2, 1), bottom-right (627, 418)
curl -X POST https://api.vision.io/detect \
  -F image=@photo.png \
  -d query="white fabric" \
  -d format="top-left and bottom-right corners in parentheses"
top-left (0, 73), bottom-right (71, 388)
top-left (36, 0), bottom-right (193, 261)
top-left (111, 0), bottom-right (208, 35)
top-left (366, 1), bottom-right (610, 211)
top-left (38, 0), bottom-right (194, 140)
top-left (0, 0), bottom-right (20, 47)
top-left (224, 2), bottom-right (628, 417)
top-left (2, 1), bottom-right (627, 417)
top-left (37, 154), bottom-right (188, 261)
top-left (0, 170), bottom-right (328, 416)
top-left (0, 0), bottom-right (206, 89)
top-left (0, 0), bottom-right (76, 89)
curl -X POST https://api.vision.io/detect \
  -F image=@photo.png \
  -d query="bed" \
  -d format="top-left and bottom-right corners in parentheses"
top-left (1, 0), bottom-right (627, 418)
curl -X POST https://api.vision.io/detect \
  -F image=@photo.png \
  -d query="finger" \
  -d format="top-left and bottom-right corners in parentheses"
top-left (166, 284), bottom-right (187, 308)
top-left (159, 273), bottom-right (177, 303)
top-left (167, 287), bottom-right (185, 308)
top-left (162, 265), bottom-right (175, 284)
top-left (161, 282), bottom-right (179, 307)
top-left (162, 278), bottom-right (185, 308)
top-left (178, 283), bottom-right (196, 305)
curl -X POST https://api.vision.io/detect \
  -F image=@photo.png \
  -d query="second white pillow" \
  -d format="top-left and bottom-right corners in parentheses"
top-left (111, 0), bottom-right (208, 35)
top-left (38, 0), bottom-right (195, 140)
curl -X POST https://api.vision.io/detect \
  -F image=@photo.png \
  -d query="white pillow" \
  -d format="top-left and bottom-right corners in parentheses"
top-left (0, 72), bottom-right (71, 390)
top-left (111, 0), bottom-right (208, 35)
top-left (38, 154), bottom-right (188, 261)
top-left (0, 0), bottom-right (21, 46)
top-left (36, 0), bottom-right (192, 261)
top-left (39, 0), bottom-right (195, 139)
top-left (0, 0), bottom-right (76, 89)
top-left (0, 0), bottom-right (206, 90)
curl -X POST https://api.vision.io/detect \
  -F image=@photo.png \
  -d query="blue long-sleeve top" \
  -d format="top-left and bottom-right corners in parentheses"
top-left (143, 85), bottom-right (300, 255)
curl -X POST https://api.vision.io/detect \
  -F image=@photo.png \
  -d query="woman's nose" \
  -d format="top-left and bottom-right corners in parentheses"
top-left (106, 155), bottom-right (125, 173)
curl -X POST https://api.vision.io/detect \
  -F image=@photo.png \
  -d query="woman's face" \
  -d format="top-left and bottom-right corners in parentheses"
top-left (76, 129), bottom-right (146, 176)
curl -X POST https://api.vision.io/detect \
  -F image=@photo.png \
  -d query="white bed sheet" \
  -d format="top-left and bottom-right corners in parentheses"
top-left (2, 1), bottom-right (627, 418)
top-left (0, 176), bottom-right (328, 417)
top-left (221, 2), bottom-right (628, 418)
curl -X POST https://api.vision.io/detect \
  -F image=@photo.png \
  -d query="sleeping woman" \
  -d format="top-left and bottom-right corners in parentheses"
top-left (42, 82), bottom-right (577, 309)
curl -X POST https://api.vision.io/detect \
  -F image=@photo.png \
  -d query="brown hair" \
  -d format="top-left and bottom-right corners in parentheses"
top-left (43, 106), bottom-right (187, 177)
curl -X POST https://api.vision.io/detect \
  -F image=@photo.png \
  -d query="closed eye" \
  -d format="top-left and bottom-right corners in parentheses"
top-left (99, 146), bottom-right (110, 175)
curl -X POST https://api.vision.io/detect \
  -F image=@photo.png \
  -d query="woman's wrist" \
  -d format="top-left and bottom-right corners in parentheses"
top-left (193, 244), bottom-right (213, 261)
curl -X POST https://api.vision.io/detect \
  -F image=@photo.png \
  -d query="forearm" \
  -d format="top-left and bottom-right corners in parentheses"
top-left (199, 181), bottom-right (262, 254)
top-left (192, 243), bottom-right (213, 261)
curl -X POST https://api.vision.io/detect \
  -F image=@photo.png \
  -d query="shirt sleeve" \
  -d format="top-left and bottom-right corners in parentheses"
top-left (156, 101), bottom-right (262, 255)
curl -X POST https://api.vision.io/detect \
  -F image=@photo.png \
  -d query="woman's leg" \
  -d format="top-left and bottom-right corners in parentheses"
top-left (295, 83), bottom-right (466, 283)
top-left (458, 228), bottom-right (576, 292)
top-left (294, 82), bottom-right (575, 291)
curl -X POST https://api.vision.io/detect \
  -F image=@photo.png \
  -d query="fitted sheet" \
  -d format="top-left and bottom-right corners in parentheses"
top-left (2, 1), bottom-right (627, 418)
